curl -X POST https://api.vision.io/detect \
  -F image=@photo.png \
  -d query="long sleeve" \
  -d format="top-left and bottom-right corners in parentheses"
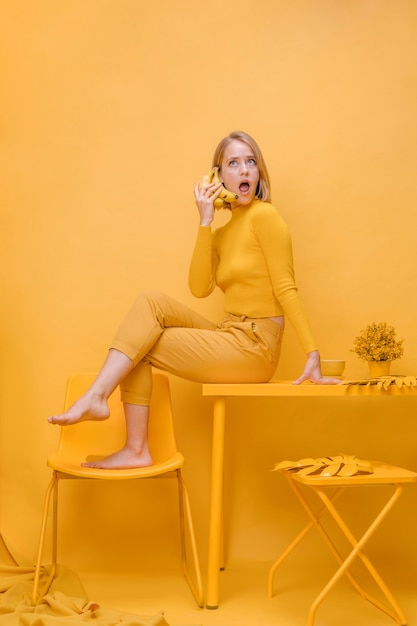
top-left (250, 204), bottom-right (317, 353)
top-left (188, 226), bottom-right (218, 298)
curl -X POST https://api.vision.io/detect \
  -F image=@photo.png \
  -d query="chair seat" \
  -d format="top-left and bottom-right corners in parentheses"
top-left (47, 451), bottom-right (185, 479)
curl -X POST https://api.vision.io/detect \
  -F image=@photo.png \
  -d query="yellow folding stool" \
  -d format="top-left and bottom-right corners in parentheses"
top-left (268, 458), bottom-right (417, 626)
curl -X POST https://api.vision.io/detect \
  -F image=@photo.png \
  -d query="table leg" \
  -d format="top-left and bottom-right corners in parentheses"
top-left (206, 396), bottom-right (226, 609)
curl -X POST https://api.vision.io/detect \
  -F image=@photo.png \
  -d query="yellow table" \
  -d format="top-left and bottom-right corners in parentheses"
top-left (201, 380), bottom-right (417, 609)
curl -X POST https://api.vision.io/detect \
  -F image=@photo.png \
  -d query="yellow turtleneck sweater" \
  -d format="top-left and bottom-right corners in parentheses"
top-left (188, 199), bottom-right (317, 354)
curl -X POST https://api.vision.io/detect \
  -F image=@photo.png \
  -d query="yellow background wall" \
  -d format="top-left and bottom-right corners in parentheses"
top-left (2, 0), bottom-right (417, 583)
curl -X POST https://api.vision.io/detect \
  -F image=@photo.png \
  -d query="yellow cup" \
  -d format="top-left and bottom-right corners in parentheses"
top-left (320, 360), bottom-right (345, 377)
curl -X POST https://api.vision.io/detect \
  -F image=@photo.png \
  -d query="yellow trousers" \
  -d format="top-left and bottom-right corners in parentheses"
top-left (111, 292), bottom-right (283, 405)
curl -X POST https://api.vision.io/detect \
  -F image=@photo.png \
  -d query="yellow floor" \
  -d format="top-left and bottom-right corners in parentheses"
top-left (78, 559), bottom-right (417, 626)
top-left (3, 526), bottom-right (416, 625)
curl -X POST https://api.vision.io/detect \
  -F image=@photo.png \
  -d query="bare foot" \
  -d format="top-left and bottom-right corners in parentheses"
top-left (48, 393), bottom-right (110, 426)
top-left (81, 445), bottom-right (153, 470)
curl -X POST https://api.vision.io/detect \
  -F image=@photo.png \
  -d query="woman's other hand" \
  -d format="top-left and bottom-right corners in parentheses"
top-left (194, 181), bottom-right (223, 227)
top-left (292, 350), bottom-right (341, 385)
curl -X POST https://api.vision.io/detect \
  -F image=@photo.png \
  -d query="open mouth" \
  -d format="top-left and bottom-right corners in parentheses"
top-left (239, 182), bottom-right (250, 193)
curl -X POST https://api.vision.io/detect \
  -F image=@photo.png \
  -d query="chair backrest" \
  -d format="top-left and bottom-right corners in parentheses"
top-left (55, 371), bottom-right (179, 466)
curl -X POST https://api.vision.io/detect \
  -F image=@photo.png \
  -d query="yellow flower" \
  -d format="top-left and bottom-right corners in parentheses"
top-left (351, 322), bottom-right (404, 362)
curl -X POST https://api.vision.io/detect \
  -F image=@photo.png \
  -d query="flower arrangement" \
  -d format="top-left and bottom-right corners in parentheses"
top-left (351, 322), bottom-right (404, 362)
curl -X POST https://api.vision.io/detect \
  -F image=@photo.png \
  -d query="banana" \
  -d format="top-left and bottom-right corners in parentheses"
top-left (198, 167), bottom-right (238, 209)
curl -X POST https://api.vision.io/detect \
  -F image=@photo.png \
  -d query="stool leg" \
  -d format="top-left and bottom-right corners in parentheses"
top-left (308, 486), bottom-right (407, 626)
top-left (268, 516), bottom-right (317, 598)
top-left (289, 479), bottom-right (367, 597)
top-left (268, 476), bottom-right (346, 599)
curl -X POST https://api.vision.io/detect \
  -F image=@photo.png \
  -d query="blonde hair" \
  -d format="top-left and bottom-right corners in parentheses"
top-left (211, 131), bottom-right (271, 202)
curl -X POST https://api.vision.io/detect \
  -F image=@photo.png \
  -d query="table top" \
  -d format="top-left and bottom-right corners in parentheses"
top-left (202, 380), bottom-right (417, 397)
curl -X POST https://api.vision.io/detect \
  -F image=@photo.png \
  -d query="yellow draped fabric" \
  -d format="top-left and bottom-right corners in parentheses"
top-left (0, 535), bottom-right (194, 626)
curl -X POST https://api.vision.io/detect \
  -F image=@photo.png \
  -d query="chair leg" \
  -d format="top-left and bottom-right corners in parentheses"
top-left (177, 470), bottom-right (204, 607)
top-left (32, 471), bottom-right (59, 605)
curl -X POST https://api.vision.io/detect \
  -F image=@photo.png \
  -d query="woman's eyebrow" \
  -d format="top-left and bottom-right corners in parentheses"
top-left (227, 153), bottom-right (256, 160)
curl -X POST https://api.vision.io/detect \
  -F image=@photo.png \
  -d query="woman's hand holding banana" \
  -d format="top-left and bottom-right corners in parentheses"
top-left (194, 167), bottom-right (239, 227)
top-left (194, 180), bottom-right (222, 226)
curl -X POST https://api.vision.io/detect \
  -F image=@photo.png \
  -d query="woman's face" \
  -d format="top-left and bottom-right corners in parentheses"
top-left (219, 139), bottom-right (260, 207)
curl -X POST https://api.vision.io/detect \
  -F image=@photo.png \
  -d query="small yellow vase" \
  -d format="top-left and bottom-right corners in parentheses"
top-left (368, 361), bottom-right (391, 377)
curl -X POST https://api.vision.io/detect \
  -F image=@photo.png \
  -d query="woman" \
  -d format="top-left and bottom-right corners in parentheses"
top-left (49, 131), bottom-right (338, 469)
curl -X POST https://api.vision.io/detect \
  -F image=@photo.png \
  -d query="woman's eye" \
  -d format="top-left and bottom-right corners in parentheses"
top-left (229, 160), bottom-right (237, 166)
top-left (248, 158), bottom-right (257, 166)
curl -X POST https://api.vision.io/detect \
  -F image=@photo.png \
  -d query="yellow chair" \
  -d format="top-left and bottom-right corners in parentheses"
top-left (268, 458), bottom-right (417, 626)
top-left (32, 371), bottom-right (203, 607)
